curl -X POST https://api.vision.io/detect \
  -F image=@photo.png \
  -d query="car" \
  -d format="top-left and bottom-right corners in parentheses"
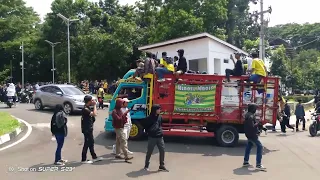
top-left (33, 84), bottom-right (97, 114)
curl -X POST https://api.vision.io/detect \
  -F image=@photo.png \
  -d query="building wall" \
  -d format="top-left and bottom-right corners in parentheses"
top-left (143, 38), bottom-right (210, 70)
top-left (208, 39), bottom-right (237, 75)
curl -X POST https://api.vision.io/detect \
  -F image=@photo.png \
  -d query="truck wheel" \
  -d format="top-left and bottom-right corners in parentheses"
top-left (216, 125), bottom-right (239, 147)
top-left (129, 121), bottom-right (144, 140)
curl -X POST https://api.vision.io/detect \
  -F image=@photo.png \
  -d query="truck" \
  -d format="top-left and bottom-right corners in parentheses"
top-left (105, 69), bottom-right (280, 147)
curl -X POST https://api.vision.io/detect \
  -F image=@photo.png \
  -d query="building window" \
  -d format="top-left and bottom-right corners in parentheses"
top-left (223, 59), bottom-right (229, 63)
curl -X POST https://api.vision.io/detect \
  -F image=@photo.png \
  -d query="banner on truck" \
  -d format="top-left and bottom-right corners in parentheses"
top-left (174, 84), bottom-right (216, 112)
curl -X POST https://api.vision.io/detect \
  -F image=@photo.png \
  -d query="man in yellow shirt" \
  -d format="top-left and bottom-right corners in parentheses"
top-left (248, 52), bottom-right (267, 83)
top-left (155, 52), bottom-right (174, 82)
top-left (97, 84), bottom-right (105, 109)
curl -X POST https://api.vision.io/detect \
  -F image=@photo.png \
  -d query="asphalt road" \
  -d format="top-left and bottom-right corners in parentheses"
top-left (0, 103), bottom-right (320, 180)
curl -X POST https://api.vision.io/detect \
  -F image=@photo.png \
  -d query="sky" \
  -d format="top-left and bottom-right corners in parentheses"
top-left (24, 0), bottom-right (320, 27)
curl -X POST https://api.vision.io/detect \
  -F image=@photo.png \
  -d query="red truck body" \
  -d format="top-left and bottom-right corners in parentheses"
top-left (151, 73), bottom-right (280, 146)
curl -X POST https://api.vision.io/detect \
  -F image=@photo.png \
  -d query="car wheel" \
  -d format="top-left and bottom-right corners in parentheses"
top-left (63, 102), bottom-right (73, 115)
top-left (34, 99), bottom-right (43, 110)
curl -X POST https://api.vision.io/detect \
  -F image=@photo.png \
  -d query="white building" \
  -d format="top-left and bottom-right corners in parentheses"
top-left (138, 32), bottom-right (248, 75)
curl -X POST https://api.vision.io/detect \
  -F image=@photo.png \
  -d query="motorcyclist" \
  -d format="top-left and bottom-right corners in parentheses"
top-left (6, 83), bottom-right (16, 105)
top-left (315, 100), bottom-right (320, 113)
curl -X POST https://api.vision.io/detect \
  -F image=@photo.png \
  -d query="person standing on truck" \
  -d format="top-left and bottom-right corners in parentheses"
top-left (142, 104), bottom-right (168, 172)
top-left (248, 52), bottom-right (267, 83)
top-left (295, 100), bottom-right (306, 131)
top-left (155, 52), bottom-right (174, 82)
top-left (144, 52), bottom-right (158, 75)
top-left (81, 95), bottom-right (103, 164)
top-left (225, 52), bottom-right (244, 82)
top-left (112, 98), bottom-right (133, 162)
top-left (243, 104), bottom-right (266, 171)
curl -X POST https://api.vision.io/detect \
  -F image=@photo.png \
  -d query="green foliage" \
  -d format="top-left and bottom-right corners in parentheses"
top-left (0, 112), bottom-right (20, 136)
top-left (0, 69), bottom-right (10, 83)
top-left (285, 95), bottom-right (314, 103)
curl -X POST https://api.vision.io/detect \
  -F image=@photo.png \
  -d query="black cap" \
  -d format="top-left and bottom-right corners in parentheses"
top-left (162, 52), bottom-right (167, 56)
top-left (177, 49), bottom-right (184, 53)
top-left (84, 95), bottom-right (92, 104)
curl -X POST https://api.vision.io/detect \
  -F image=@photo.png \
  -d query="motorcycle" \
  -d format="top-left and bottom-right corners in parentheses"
top-left (309, 112), bottom-right (320, 137)
top-left (20, 91), bottom-right (30, 103)
top-left (7, 96), bottom-right (14, 108)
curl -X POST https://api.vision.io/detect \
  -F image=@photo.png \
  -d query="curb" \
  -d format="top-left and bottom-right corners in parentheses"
top-left (0, 126), bottom-right (22, 145)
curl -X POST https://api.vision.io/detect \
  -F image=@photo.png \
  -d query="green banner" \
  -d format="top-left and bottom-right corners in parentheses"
top-left (174, 84), bottom-right (216, 112)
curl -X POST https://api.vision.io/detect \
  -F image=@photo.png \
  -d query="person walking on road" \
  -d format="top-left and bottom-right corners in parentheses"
top-left (281, 100), bottom-right (295, 134)
top-left (112, 98), bottom-right (133, 162)
top-left (112, 98), bottom-right (133, 155)
top-left (51, 104), bottom-right (68, 166)
top-left (243, 104), bottom-right (266, 171)
top-left (81, 95), bottom-right (103, 164)
top-left (142, 104), bottom-right (168, 171)
top-left (295, 100), bottom-right (306, 131)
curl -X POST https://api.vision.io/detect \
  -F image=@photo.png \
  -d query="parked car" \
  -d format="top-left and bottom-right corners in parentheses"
top-left (33, 84), bottom-right (97, 114)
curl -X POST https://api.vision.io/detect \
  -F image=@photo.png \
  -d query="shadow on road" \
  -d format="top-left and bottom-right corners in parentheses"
top-left (94, 132), bottom-right (279, 157)
top-left (126, 168), bottom-right (159, 178)
top-left (233, 166), bottom-right (261, 175)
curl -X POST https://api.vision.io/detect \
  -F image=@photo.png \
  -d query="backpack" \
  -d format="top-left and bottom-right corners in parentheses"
top-left (51, 112), bottom-right (67, 135)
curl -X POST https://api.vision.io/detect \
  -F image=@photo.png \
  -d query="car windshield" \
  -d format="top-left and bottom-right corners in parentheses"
top-left (60, 87), bottom-right (85, 95)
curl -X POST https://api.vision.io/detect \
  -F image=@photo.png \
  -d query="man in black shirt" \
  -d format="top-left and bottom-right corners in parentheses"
top-left (176, 49), bottom-right (187, 75)
top-left (81, 95), bottom-right (102, 164)
top-left (225, 53), bottom-right (244, 82)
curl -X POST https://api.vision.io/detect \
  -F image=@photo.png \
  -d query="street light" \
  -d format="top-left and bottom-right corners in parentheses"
top-left (45, 40), bottom-right (61, 84)
top-left (57, 13), bottom-right (79, 83)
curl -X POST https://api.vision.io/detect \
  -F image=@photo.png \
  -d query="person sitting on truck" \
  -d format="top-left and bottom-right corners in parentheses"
top-left (225, 52), bottom-right (244, 82)
top-left (133, 59), bottom-right (145, 79)
top-left (176, 49), bottom-right (187, 75)
top-left (243, 104), bottom-right (266, 171)
top-left (155, 52), bottom-right (175, 82)
top-left (247, 52), bottom-right (267, 83)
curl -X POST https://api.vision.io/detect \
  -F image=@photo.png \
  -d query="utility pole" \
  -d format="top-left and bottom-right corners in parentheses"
top-left (20, 42), bottom-right (25, 89)
top-left (57, 13), bottom-right (79, 83)
top-left (45, 40), bottom-right (61, 84)
top-left (249, 0), bottom-right (272, 62)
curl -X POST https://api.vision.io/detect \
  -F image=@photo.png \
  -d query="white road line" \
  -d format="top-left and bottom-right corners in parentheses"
top-left (0, 116), bottom-right (33, 152)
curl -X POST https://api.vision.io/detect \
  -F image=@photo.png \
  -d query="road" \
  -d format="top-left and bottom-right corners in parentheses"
top-left (0, 103), bottom-right (320, 180)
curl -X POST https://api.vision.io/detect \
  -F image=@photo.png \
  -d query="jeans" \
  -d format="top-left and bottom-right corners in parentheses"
top-left (296, 116), bottom-right (306, 130)
top-left (145, 137), bottom-right (165, 168)
top-left (155, 67), bottom-right (171, 79)
top-left (244, 138), bottom-right (263, 166)
top-left (81, 132), bottom-right (97, 161)
top-left (55, 134), bottom-right (65, 163)
top-left (249, 74), bottom-right (262, 83)
top-left (225, 69), bottom-right (234, 82)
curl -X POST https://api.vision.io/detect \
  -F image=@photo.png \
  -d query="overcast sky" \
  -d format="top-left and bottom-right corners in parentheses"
top-left (25, 0), bottom-right (320, 27)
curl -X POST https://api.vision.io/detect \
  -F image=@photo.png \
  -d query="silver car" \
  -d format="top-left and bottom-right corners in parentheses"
top-left (33, 84), bottom-right (97, 114)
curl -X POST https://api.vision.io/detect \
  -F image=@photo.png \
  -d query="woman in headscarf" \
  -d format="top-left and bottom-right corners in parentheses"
top-left (112, 98), bottom-right (133, 162)
top-left (50, 104), bottom-right (68, 166)
top-left (142, 104), bottom-right (168, 171)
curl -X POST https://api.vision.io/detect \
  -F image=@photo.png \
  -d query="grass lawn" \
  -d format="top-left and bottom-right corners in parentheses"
top-left (0, 112), bottom-right (20, 136)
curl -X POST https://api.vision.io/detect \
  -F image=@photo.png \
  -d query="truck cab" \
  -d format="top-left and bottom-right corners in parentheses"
top-left (105, 69), bottom-right (153, 139)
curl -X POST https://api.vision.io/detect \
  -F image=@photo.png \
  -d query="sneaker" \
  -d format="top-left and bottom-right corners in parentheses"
top-left (115, 155), bottom-right (124, 159)
top-left (59, 159), bottom-right (68, 163)
top-left (125, 157), bottom-right (133, 162)
top-left (143, 167), bottom-right (149, 171)
top-left (280, 132), bottom-right (286, 135)
top-left (256, 165), bottom-right (267, 171)
top-left (54, 161), bottom-right (65, 166)
top-left (93, 157), bottom-right (103, 162)
top-left (81, 160), bottom-right (93, 164)
top-left (128, 151), bottom-right (133, 155)
top-left (242, 162), bottom-right (251, 167)
top-left (158, 166), bottom-right (169, 172)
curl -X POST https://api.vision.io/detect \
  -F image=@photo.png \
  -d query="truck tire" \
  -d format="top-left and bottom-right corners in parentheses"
top-left (129, 121), bottom-right (144, 140)
top-left (216, 125), bottom-right (239, 147)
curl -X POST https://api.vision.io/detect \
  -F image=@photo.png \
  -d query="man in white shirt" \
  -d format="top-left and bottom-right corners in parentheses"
top-left (113, 98), bottom-right (133, 155)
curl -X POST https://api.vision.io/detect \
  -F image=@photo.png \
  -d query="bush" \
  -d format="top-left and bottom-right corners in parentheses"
top-left (285, 95), bottom-right (314, 103)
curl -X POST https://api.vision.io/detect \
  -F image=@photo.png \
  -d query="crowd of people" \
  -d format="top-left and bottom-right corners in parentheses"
top-left (51, 95), bottom-right (168, 171)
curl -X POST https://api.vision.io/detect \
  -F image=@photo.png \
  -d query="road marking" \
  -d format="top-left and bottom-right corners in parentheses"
top-left (0, 116), bottom-right (33, 152)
